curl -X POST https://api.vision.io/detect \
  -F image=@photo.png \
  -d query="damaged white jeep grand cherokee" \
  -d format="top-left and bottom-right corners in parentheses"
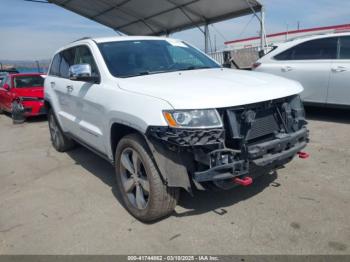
top-left (44, 36), bottom-right (309, 222)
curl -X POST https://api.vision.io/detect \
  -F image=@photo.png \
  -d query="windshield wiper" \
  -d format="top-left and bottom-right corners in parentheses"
top-left (121, 67), bottom-right (212, 78)
top-left (122, 70), bottom-right (170, 78)
top-left (121, 71), bottom-right (150, 78)
top-left (180, 66), bottom-right (212, 71)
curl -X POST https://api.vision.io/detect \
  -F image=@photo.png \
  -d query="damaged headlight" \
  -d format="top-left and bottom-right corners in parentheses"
top-left (163, 109), bottom-right (222, 128)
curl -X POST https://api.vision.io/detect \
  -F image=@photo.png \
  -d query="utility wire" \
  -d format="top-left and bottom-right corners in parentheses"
top-left (211, 24), bottom-right (228, 42)
top-left (237, 14), bottom-right (255, 38)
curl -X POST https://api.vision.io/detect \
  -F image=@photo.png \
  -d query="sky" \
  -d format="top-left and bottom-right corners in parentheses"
top-left (0, 0), bottom-right (350, 60)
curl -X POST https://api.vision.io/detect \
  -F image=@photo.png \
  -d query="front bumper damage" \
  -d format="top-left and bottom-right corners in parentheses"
top-left (193, 127), bottom-right (308, 183)
top-left (146, 95), bottom-right (309, 191)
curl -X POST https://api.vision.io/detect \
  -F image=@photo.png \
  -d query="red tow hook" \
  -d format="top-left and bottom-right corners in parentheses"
top-left (298, 151), bottom-right (310, 159)
top-left (234, 176), bottom-right (253, 187)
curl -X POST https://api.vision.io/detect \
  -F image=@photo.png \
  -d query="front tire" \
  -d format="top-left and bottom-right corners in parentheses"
top-left (48, 109), bottom-right (75, 152)
top-left (115, 134), bottom-right (179, 222)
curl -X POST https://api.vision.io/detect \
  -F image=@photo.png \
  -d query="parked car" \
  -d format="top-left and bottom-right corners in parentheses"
top-left (253, 33), bottom-right (350, 107)
top-left (0, 73), bottom-right (46, 123)
top-left (45, 36), bottom-right (309, 222)
top-left (0, 72), bottom-right (9, 83)
top-left (0, 68), bottom-right (19, 74)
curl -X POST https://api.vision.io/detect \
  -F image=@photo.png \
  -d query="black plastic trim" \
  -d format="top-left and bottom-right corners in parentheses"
top-left (146, 126), bottom-right (225, 147)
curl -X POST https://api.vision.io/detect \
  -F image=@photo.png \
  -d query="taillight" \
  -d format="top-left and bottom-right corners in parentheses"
top-left (252, 62), bottom-right (261, 69)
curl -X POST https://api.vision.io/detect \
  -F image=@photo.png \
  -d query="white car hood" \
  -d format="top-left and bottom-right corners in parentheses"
top-left (118, 68), bottom-right (303, 109)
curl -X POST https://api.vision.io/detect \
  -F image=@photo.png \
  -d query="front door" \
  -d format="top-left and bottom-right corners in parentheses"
top-left (68, 45), bottom-right (105, 153)
top-left (327, 36), bottom-right (350, 106)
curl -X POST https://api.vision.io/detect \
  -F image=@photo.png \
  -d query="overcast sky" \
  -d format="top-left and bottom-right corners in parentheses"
top-left (0, 0), bottom-right (350, 60)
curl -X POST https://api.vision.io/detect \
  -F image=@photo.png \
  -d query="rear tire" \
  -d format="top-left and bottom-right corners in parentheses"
top-left (48, 109), bottom-right (75, 152)
top-left (115, 134), bottom-right (179, 222)
top-left (11, 101), bottom-right (25, 124)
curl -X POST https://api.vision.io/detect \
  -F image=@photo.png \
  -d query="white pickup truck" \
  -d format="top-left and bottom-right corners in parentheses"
top-left (44, 36), bottom-right (309, 222)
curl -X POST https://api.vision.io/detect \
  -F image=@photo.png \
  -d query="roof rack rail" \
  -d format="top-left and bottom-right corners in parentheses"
top-left (287, 30), bottom-right (350, 42)
top-left (286, 32), bottom-right (329, 42)
top-left (334, 29), bottom-right (350, 33)
top-left (72, 37), bottom-right (92, 43)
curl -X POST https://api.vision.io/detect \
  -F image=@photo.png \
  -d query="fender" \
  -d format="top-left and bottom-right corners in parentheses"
top-left (145, 137), bottom-right (193, 193)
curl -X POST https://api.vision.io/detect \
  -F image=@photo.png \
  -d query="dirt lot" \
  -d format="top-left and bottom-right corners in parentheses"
top-left (0, 108), bottom-right (349, 255)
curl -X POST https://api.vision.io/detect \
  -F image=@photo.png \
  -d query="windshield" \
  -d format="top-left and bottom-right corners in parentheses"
top-left (98, 40), bottom-right (220, 78)
top-left (13, 75), bottom-right (44, 88)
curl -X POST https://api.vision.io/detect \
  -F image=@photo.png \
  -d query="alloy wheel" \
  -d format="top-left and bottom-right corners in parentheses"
top-left (49, 113), bottom-right (60, 147)
top-left (119, 148), bottom-right (150, 210)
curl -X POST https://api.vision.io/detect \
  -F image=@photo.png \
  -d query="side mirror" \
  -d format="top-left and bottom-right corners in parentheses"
top-left (69, 64), bottom-right (98, 82)
top-left (3, 83), bottom-right (10, 90)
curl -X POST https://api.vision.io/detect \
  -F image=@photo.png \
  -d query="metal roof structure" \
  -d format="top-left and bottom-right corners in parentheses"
top-left (48, 0), bottom-right (262, 34)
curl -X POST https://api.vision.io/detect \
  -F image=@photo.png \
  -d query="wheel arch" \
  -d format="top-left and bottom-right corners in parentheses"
top-left (44, 99), bottom-right (52, 111)
top-left (110, 122), bottom-right (145, 162)
top-left (109, 122), bottom-right (192, 192)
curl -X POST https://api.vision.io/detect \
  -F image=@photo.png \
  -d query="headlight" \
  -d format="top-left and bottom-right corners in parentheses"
top-left (163, 109), bottom-right (222, 128)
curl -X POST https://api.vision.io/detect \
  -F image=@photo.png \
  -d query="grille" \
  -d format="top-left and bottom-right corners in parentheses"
top-left (247, 112), bottom-right (279, 141)
top-left (21, 97), bottom-right (43, 102)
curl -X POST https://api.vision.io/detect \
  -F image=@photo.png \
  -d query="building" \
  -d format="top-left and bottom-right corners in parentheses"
top-left (224, 24), bottom-right (350, 51)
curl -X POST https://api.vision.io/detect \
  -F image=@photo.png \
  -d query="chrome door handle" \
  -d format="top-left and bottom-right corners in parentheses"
top-left (281, 66), bottom-right (293, 72)
top-left (332, 66), bottom-right (347, 73)
top-left (50, 81), bottom-right (56, 88)
top-left (66, 85), bottom-right (74, 92)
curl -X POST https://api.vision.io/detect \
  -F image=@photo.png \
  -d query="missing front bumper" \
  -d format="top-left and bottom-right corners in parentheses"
top-left (193, 127), bottom-right (309, 183)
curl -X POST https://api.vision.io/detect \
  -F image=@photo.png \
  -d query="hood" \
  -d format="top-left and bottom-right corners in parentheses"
top-left (118, 68), bottom-right (303, 109)
top-left (13, 87), bottom-right (44, 99)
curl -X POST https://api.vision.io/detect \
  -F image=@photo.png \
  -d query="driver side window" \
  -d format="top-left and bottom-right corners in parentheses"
top-left (59, 47), bottom-right (76, 79)
top-left (74, 46), bottom-right (99, 77)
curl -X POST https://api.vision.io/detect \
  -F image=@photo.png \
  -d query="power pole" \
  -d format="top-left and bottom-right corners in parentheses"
top-left (260, 6), bottom-right (267, 53)
top-left (35, 60), bottom-right (40, 73)
top-left (204, 23), bottom-right (209, 54)
top-left (214, 34), bottom-right (217, 52)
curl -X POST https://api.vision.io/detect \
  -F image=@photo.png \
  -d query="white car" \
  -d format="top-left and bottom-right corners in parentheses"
top-left (44, 36), bottom-right (309, 221)
top-left (253, 33), bottom-right (350, 107)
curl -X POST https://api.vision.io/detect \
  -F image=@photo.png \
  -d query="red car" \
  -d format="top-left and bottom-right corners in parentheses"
top-left (0, 73), bottom-right (46, 123)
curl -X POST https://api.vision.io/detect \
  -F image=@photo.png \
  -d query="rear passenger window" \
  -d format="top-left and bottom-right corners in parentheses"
top-left (275, 38), bottom-right (338, 60)
top-left (339, 37), bottom-right (350, 59)
top-left (49, 53), bottom-right (61, 76)
top-left (59, 48), bottom-right (76, 78)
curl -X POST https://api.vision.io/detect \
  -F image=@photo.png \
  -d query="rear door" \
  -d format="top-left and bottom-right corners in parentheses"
top-left (265, 37), bottom-right (338, 104)
top-left (47, 48), bottom-right (77, 133)
top-left (327, 36), bottom-right (350, 106)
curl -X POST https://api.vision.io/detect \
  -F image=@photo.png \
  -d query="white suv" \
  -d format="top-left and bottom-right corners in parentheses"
top-left (253, 33), bottom-right (350, 107)
top-left (45, 36), bottom-right (309, 221)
